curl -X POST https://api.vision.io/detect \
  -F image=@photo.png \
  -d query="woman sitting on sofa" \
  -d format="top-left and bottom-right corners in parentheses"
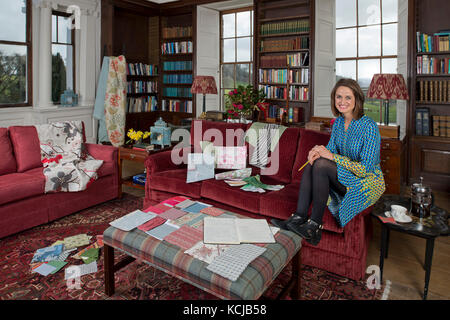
top-left (271, 78), bottom-right (385, 245)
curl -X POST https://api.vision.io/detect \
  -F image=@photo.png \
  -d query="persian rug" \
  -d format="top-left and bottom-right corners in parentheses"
top-left (0, 194), bottom-right (384, 300)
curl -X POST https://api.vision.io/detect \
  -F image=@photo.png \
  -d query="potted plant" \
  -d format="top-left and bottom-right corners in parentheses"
top-left (225, 84), bottom-right (267, 123)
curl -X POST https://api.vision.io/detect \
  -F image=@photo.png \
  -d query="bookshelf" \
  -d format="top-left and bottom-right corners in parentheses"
top-left (126, 62), bottom-right (159, 113)
top-left (159, 9), bottom-right (196, 117)
top-left (408, 0), bottom-right (450, 191)
top-left (255, 0), bottom-right (314, 124)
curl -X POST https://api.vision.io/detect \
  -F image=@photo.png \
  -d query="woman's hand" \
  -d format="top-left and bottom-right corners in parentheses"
top-left (307, 148), bottom-right (320, 165)
top-left (309, 145), bottom-right (334, 164)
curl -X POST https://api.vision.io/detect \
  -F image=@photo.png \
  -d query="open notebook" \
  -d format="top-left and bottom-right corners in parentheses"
top-left (203, 217), bottom-right (276, 244)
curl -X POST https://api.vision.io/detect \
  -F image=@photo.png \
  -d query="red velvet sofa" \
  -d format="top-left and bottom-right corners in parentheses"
top-left (0, 125), bottom-right (119, 239)
top-left (144, 120), bottom-right (373, 280)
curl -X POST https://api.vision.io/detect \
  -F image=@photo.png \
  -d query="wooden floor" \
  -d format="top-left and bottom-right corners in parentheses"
top-left (122, 161), bottom-right (450, 300)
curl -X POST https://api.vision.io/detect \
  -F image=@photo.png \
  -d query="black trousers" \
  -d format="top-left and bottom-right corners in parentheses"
top-left (295, 158), bottom-right (347, 225)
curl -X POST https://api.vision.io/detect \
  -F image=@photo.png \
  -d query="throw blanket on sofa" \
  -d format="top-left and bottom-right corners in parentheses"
top-left (34, 121), bottom-right (103, 193)
top-left (245, 122), bottom-right (287, 168)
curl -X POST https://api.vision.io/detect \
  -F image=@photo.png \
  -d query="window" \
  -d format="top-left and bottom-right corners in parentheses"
top-left (220, 7), bottom-right (254, 109)
top-left (0, 0), bottom-right (32, 107)
top-left (335, 0), bottom-right (398, 123)
top-left (52, 11), bottom-right (75, 103)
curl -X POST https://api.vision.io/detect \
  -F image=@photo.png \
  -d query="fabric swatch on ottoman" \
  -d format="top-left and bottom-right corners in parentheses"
top-left (172, 213), bottom-right (206, 228)
top-left (200, 206), bottom-right (225, 217)
top-left (138, 216), bottom-right (167, 232)
top-left (163, 225), bottom-right (203, 250)
top-left (182, 202), bottom-right (212, 214)
top-left (175, 199), bottom-right (196, 209)
top-left (145, 221), bottom-right (179, 241)
top-left (144, 203), bottom-right (171, 214)
top-left (184, 241), bottom-right (231, 264)
top-left (170, 195), bottom-right (191, 202)
top-left (159, 208), bottom-right (188, 221)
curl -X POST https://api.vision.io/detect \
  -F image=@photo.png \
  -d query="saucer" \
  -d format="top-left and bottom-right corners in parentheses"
top-left (385, 211), bottom-right (412, 223)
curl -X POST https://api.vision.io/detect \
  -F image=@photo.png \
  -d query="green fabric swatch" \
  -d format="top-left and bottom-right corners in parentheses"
top-left (80, 248), bottom-right (100, 264)
top-left (47, 261), bottom-right (68, 274)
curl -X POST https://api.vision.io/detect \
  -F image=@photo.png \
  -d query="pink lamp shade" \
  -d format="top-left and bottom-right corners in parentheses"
top-left (191, 76), bottom-right (218, 95)
top-left (367, 74), bottom-right (409, 100)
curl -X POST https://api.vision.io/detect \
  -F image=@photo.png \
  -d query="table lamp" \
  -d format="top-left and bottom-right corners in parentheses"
top-left (367, 74), bottom-right (409, 126)
top-left (191, 76), bottom-right (218, 119)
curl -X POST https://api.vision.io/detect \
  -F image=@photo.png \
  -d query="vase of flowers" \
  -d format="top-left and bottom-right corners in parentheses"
top-left (225, 84), bottom-right (267, 123)
top-left (126, 128), bottom-right (151, 148)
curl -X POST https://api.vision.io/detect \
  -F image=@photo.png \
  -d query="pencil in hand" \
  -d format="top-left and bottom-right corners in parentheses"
top-left (297, 160), bottom-right (310, 172)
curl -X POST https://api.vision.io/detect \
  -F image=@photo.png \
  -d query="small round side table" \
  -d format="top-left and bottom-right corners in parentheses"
top-left (372, 194), bottom-right (449, 300)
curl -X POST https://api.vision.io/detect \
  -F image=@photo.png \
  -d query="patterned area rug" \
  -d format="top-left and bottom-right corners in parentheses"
top-left (0, 194), bottom-right (384, 300)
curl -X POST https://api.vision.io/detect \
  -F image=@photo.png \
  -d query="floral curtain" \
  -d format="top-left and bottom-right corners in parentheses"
top-left (104, 55), bottom-right (127, 147)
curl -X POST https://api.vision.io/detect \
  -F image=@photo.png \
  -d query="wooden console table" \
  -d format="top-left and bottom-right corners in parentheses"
top-left (118, 145), bottom-right (173, 198)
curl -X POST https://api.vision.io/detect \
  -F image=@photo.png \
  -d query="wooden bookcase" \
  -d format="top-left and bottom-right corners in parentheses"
top-left (254, 0), bottom-right (314, 124)
top-left (159, 7), bottom-right (196, 120)
top-left (101, 1), bottom-right (195, 136)
top-left (408, 0), bottom-right (450, 191)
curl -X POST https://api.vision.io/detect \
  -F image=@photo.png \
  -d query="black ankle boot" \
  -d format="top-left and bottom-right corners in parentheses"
top-left (271, 214), bottom-right (307, 231)
top-left (287, 219), bottom-right (322, 246)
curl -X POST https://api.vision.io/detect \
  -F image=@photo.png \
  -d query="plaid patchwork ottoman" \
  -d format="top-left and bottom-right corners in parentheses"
top-left (103, 209), bottom-right (302, 300)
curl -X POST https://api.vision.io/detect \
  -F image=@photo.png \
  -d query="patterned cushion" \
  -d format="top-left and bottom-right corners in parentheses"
top-left (103, 209), bottom-right (301, 300)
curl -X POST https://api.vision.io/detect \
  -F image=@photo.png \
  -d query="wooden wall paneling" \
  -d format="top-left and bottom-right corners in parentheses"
top-left (407, 0), bottom-right (450, 191)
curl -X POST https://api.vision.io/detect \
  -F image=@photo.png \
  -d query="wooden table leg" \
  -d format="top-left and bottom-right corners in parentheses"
top-left (291, 249), bottom-right (302, 300)
top-left (104, 244), bottom-right (115, 296)
top-left (379, 224), bottom-right (388, 282)
top-left (423, 238), bottom-right (435, 300)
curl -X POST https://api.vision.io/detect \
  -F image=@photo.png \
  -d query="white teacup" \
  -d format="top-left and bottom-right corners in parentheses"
top-left (391, 205), bottom-right (408, 220)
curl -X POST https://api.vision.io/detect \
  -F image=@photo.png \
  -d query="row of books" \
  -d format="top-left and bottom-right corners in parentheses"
top-left (162, 26), bottom-right (192, 39)
top-left (163, 74), bottom-right (193, 84)
top-left (163, 87), bottom-right (192, 98)
top-left (416, 31), bottom-right (450, 53)
top-left (163, 61), bottom-right (192, 71)
top-left (265, 104), bottom-right (287, 119)
top-left (287, 52), bottom-right (309, 67)
top-left (161, 41), bottom-right (193, 55)
top-left (260, 37), bottom-right (309, 52)
top-left (259, 85), bottom-right (288, 99)
top-left (127, 81), bottom-right (157, 94)
top-left (161, 99), bottom-right (193, 113)
top-left (432, 115), bottom-right (450, 137)
top-left (127, 96), bottom-right (158, 113)
top-left (416, 108), bottom-right (450, 137)
top-left (260, 19), bottom-right (310, 35)
top-left (417, 80), bottom-right (450, 103)
top-left (126, 63), bottom-right (158, 76)
top-left (259, 85), bottom-right (308, 101)
top-left (289, 85), bottom-right (309, 101)
top-left (258, 68), bottom-right (309, 84)
top-left (417, 55), bottom-right (450, 74)
top-left (263, 105), bottom-right (303, 123)
top-left (259, 52), bottom-right (309, 68)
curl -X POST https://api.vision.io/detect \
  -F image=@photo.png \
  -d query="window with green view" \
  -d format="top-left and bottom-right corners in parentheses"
top-left (0, 0), bottom-right (31, 106)
top-left (336, 0), bottom-right (398, 123)
top-left (52, 11), bottom-right (75, 103)
top-left (220, 8), bottom-right (254, 110)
